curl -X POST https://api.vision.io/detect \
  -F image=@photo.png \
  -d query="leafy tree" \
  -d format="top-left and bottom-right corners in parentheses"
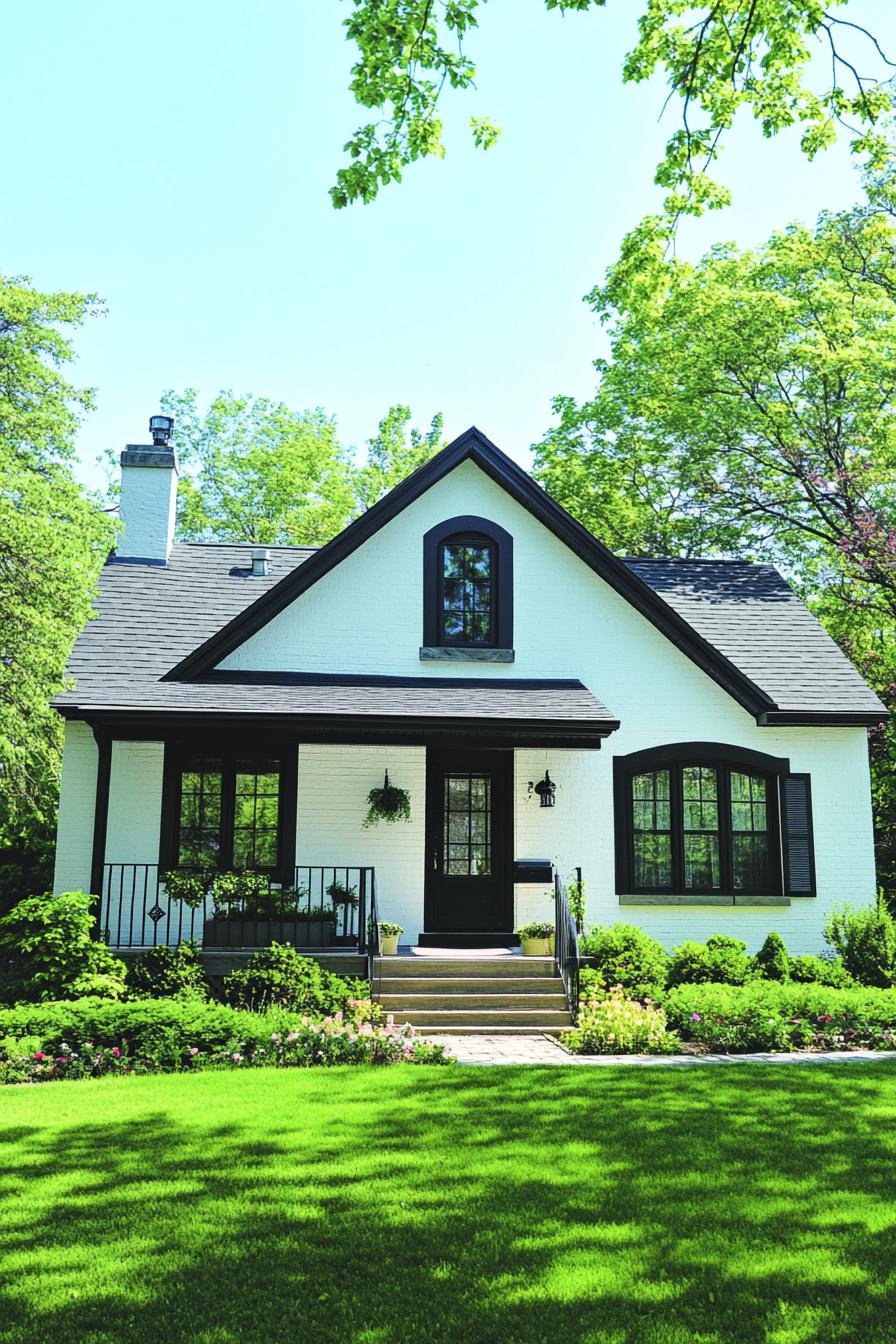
top-left (159, 390), bottom-right (357, 545)
top-left (147, 391), bottom-right (445, 543)
top-left (534, 178), bottom-right (896, 897)
top-left (535, 183), bottom-right (896, 603)
top-left (332, 1), bottom-right (895, 218)
top-left (0, 277), bottom-right (113, 887)
top-left (354, 404), bottom-right (445, 511)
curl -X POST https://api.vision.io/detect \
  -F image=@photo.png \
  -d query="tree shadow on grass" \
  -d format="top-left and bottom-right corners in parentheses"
top-left (2, 1065), bottom-right (896, 1344)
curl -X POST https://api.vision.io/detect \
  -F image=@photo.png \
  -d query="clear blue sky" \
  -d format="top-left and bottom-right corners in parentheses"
top-left (3, 1), bottom-right (894, 490)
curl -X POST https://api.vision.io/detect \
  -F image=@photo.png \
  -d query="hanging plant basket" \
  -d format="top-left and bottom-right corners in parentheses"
top-left (363, 771), bottom-right (412, 828)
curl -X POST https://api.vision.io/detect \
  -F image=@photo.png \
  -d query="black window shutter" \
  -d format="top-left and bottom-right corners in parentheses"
top-left (780, 774), bottom-right (816, 896)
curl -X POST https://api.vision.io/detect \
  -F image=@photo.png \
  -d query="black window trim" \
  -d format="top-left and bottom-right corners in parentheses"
top-left (613, 742), bottom-right (791, 898)
top-left (423, 515), bottom-right (513, 650)
top-left (159, 741), bottom-right (298, 882)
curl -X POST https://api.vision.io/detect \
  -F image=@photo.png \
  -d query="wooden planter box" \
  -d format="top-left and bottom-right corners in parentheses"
top-left (203, 918), bottom-right (336, 948)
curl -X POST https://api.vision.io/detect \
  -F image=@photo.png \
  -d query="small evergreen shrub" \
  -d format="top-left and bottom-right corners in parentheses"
top-left (0, 891), bottom-right (127, 1003)
top-left (667, 934), bottom-right (753, 988)
top-left (789, 954), bottom-right (852, 987)
top-left (824, 900), bottom-right (896, 988)
top-left (127, 941), bottom-right (209, 1000)
top-left (753, 931), bottom-right (790, 982)
top-left (562, 986), bottom-right (676, 1055)
top-left (579, 923), bottom-right (668, 1001)
top-left (667, 981), bottom-right (896, 1052)
top-left (222, 942), bottom-right (366, 1013)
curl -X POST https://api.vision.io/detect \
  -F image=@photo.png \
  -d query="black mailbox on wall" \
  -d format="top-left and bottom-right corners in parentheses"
top-left (513, 859), bottom-right (554, 884)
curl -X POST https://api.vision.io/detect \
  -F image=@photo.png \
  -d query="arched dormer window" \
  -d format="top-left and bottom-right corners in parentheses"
top-left (613, 743), bottom-right (816, 899)
top-left (422, 516), bottom-right (513, 658)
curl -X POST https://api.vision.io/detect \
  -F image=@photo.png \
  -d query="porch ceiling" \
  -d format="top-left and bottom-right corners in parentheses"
top-left (59, 673), bottom-right (619, 748)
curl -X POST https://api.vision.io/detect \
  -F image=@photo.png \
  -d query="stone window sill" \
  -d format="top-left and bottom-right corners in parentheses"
top-left (619, 894), bottom-right (792, 907)
top-left (419, 646), bottom-right (515, 664)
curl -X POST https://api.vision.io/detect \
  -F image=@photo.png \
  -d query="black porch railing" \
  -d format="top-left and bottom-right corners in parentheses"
top-left (554, 867), bottom-right (581, 1023)
top-left (100, 864), bottom-right (377, 952)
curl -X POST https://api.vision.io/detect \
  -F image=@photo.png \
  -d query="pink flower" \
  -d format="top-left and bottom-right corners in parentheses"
top-left (690, 1013), bottom-right (702, 1023)
top-left (231, 1052), bottom-right (243, 1064)
top-left (189, 1046), bottom-right (199, 1056)
top-left (111, 1047), bottom-right (121, 1058)
top-left (33, 1052), bottom-right (46, 1060)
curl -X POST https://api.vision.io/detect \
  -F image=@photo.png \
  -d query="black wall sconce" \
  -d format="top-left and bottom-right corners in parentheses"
top-left (528, 770), bottom-right (556, 808)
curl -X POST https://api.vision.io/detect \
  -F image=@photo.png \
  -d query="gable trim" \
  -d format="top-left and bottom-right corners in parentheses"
top-left (163, 426), bottom-right (776, 716)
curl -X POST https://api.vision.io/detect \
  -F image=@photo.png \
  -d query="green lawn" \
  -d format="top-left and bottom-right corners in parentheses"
top-left (3, 1066), bottom-right (896, 1344)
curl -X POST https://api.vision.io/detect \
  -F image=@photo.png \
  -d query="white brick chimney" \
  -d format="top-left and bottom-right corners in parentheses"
top-left (117, 416), bottom-right (179, 564)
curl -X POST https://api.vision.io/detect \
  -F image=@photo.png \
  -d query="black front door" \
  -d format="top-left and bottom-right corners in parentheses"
top-left (424, 749), bottom-right (512, 933)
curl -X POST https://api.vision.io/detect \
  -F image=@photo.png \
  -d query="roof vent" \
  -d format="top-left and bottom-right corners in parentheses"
top-left (251, 547), bottom-right (270, 577)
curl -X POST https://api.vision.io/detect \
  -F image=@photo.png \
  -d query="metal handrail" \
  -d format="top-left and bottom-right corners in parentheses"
top-left (366, 870), bottom-right (381, 1001)
top-left (99, 863), bottom-right (376, 949)
top-left (554, 868), bottom-right (581, 1024)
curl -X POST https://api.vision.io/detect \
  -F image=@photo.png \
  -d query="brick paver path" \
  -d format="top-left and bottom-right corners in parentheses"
top-left (424, 1034), bottom-right (896, 1066)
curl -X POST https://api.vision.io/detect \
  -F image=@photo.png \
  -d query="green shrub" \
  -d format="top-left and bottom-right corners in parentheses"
top-left (562, 986), bottom-right (676, 1055)
top-left (753, 931), bottom-right (790, 982)
top-left (789, 954), bottom-right (852, 987)
top-left (127, 941), bottom-right (209, 1000)
top-left (578, 966), bottom-right (605, 1002)
top-left (222, 942), bottom-right (366, 1013)
top-left (0, 891), bottom-right (127, 1003)
top-left (666, 981), bottom-right (896, 1052)
top-left (0, 999), bottom-right (453, 1081)
top-left (824, 900), bottom-right (896, 988)
top-left (579, 923), bottom-right (668, 1001)
top-left (667, 934), bottom-right (753, 988)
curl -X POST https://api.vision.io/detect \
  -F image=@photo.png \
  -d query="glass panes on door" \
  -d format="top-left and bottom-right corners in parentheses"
top-left (233, 759), bottom-right (280, 869)
top-left (441, 542), bottom-right (493, 644)
top-left (632, 769), bottom-right (671, 888)
top-left (178, 758), bottom-right (223, 865)
top-left (444, 774), bottom-right (491, 875)
top-left (682, 765), bottom-right (721, 889)
top-left (730, 771), bottom-right (771, 891)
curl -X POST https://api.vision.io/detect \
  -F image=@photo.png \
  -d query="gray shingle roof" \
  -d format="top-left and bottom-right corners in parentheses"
top-left (54, 544), bottom-right (616, 728)
top-left (53, 542), bottom-right (885, 723)
top-left (623, 558), bottom-right (886, 717)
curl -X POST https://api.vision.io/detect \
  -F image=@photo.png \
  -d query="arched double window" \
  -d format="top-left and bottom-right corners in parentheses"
top-left (422, 516), bottom-right (513, 653)
top-left (613, 744), bottom-right (815, 898)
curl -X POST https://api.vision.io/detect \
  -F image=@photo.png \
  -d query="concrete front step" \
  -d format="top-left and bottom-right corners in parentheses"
top-left (392, 1008), bottom-right (570, 1028)
top-left (418, 1025), bottom-right (567, 1037)
top-left (378, 956), bottom-right (556, 978)
top-left (379, 976), bottom-right (563, 996)
top-left (381, 992), bottom-right (567, 1011)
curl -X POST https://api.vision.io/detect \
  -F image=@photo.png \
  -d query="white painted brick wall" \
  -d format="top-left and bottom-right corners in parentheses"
top-left (53, 721), bottom-right (98, 894)
top-left (215, 459), bottom-right (877, 954)
top-left (296, 745), bottom-right (426, 943)
top-left (118, 462), bottom-right (178, 562)
top-left (104, 741), bottom-right (165, 863)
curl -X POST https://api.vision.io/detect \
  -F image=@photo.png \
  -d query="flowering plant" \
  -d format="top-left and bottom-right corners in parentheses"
top-left (561, 986), bottom-right (677, 1055)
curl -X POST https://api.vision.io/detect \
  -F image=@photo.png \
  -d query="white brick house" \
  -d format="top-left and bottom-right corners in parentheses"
top-left (52, 423), bottom-right (886, 958)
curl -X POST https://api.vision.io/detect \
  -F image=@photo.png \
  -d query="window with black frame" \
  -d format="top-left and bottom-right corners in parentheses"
top-left (622, 756), bottom-right (780, 896)
top-left (439, 537), bottom-right (495, 645)
top-left (172, 754), bottom-right (283, 872)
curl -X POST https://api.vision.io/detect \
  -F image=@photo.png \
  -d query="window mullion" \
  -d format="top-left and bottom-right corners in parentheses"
top-left (719, 767), bottom-right (733, 897)
top-left (221, 759), bottom-right (236, 870)
top-left (671, 767), bottom-right (684, 892)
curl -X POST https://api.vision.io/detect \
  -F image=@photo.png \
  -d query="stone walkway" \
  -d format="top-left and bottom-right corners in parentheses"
top-left (424, 1034), bottom-right (896, 1067)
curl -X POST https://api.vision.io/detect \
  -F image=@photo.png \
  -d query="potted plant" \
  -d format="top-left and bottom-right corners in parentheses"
top-left (160, 868), bottom-right (215, 910)
top-left (201, 874), bottom-right (336, 948)
top-left (326, 879), bottom-right (360, 945)
top-left (364, 771), bottom-right (412, 828)
top-left (516, 920), bottom-right (554, 957)
top-left (378, 921), bottom-right (403, 956)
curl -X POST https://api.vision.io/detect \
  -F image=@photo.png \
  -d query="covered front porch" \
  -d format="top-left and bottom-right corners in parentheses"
top-left (55, 677), bottom-right (611, 959)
